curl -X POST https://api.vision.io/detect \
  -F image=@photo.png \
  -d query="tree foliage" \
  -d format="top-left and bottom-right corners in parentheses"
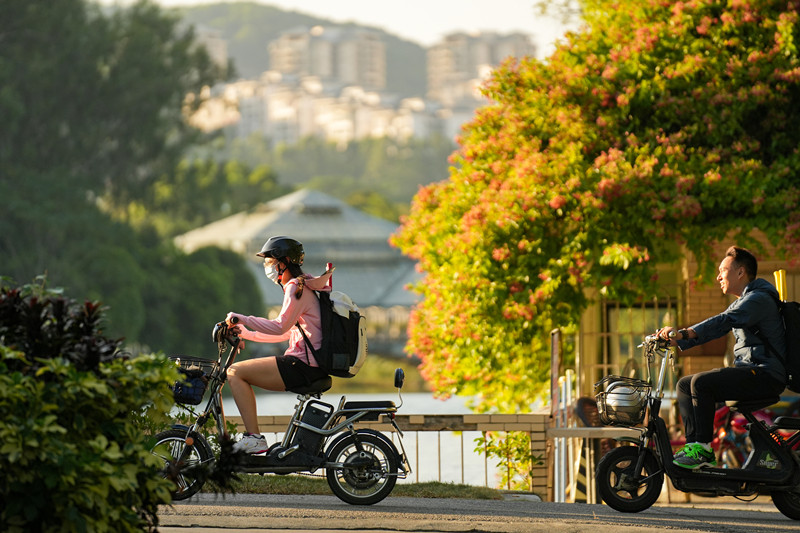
top-left (392, 0), bottom-right (800, 412)
top-left (1, 0), bottom-right (225, 201)
top-left (196, 133), bottom-right (457, 221)
top-left (123, 158), bottom-right (286, 237)
top-left (0, 0), bottom-right (264, 354)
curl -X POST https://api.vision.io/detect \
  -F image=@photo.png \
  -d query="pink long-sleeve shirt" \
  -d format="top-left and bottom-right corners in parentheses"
top-left (229, 277), bottom-right (325, 367)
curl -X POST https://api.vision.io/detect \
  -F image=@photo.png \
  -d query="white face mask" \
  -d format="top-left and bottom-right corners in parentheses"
top-left (264, 263), bottom-right (281, 284)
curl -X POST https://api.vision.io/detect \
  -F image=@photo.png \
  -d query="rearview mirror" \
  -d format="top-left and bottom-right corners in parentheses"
top-left (394, 368), bottom-right (405, 389)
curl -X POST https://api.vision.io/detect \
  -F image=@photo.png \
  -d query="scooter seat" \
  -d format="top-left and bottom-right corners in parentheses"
top-left (726, 396), bottom-right (780, 412)
top-left (343, 400), bottom-right (396, 410)
top-left (774, 416), bottom-right (800, 430)
top-left (342, 400), bottom-right (396, 421)
top-left (288, 376), bottom-right (332, 395)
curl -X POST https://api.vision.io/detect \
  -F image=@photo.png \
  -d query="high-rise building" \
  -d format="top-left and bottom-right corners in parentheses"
top-left (269, 26), bottom-right (386, 90)
top-left (427, 32), bottom-right (537, 106)
top-left (189, 27), bottom-right (537, 144)
top-left (193, 25), bottom-right (229, 69)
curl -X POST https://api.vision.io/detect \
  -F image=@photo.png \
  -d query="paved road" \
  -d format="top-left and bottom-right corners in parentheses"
top-left (158, 494), bottom-right (799, 532)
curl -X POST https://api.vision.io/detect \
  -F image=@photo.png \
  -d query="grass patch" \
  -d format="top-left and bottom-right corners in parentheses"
top-left (393, 481), bottom-right (502, 500)
top-left (217, 475), bottom-right (503, 500)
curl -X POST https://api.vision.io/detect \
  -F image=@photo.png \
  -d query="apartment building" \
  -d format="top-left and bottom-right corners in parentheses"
top-left (427, 32), bottom-right (537, 106)
top-left (269, 26), bottom-right (386, 90)
top-left (190, 29), bottom-right (534, 144)
top-left (192, 25), bottom-right (229, 69)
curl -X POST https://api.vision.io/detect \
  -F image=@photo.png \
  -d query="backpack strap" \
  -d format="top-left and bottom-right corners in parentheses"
top-left (296, 289), bottom-right (322, 362)
top-left (297, 320), bottom-right (320, 360)
top-left (748, 292), bottom-right (786, 365)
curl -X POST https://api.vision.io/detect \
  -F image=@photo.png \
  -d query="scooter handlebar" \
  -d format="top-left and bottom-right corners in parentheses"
top-left (642, 331), bottom-right (675, 349)
top-left (212, 320), bottom-right (240, 346)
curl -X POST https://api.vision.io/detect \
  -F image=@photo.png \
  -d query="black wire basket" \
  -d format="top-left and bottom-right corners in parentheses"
top-left (594, 375), bottom-right (651, 426)
top-left (169, 356), bottom-right (216, 405)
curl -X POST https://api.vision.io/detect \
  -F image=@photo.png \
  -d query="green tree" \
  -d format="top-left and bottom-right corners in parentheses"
top-left (0, 0), bottom-right (225, 202)
top-left (392, 0), bottom-right (800, 413)
top-left (139, 246), bottom-right (265, 356)
top-left (0, 172), bottom-right (262, 354)
top-left (0, 0), bottom-right (260, 353)
top-left (195, 133), bottom-right (457, 220)
top-left (127, 158), bottom-right (284, 237)
top-left (346, 190), bottom-right (407, 222)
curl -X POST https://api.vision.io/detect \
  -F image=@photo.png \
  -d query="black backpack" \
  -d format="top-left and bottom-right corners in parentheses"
top-left (751, 294), bottom-right (800, 393)
top-left (297, 290), bottom-right (367, 378)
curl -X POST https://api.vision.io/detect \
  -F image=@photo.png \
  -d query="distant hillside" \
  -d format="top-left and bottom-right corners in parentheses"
top-left (174, 1), bottom-right (427, 97)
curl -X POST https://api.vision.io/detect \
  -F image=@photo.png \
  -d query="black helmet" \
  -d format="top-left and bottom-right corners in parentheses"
top-left (256, 236), bottom-right (304, 265)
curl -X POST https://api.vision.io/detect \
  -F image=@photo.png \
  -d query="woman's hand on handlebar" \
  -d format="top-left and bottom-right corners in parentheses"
top-left (225, 312), bottom-right (240, 327)
top-left (224, 312), bottom-right (246, 350)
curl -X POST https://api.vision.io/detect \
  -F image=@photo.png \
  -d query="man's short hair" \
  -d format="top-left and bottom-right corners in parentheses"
top-left (726, 246), bottom-right (758, 280)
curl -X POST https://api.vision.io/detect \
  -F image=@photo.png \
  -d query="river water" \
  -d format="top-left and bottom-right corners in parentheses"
top-left (221, 391), bottom-right (504, 487)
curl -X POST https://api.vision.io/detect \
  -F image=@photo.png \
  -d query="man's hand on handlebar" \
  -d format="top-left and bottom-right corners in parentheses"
top-left (656, 327), bottom-right (677, 346)
top-left (642, 330), bottom-right (674, 350)
top-left (656, 326), bottom-right (693, 347)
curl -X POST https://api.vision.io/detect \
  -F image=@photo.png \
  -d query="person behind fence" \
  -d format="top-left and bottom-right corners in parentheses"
top-left (657, 246), bottom-right (787, 469)
top-left (224, 236), bottom-right (333, 454)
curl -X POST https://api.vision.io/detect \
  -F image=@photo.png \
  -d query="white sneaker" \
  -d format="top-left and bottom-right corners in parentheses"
top-left (232, 433), bottom-right (268, 454)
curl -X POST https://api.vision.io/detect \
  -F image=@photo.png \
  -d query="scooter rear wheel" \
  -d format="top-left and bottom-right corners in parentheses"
top-left (772, 489), bottom-right (800, 520)
top-left (596, 445), bottom-right (663, 513)
top-left (326, 431), bottom-right (398, 505)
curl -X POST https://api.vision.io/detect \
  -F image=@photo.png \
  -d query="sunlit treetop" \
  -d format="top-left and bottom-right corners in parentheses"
top-left (392, 0), bottom-right (800, 412)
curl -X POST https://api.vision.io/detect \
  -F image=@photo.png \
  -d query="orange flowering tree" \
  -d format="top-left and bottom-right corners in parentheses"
top-left (392, 0), bottom-right (800, 415)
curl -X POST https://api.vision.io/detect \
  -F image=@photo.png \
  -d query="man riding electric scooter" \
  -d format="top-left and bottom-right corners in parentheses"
top-left (658, 246), bottom-right (787, 469)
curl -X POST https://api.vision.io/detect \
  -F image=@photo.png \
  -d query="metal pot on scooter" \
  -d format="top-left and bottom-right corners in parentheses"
top-left (596, 376), bottom-right (650, 426)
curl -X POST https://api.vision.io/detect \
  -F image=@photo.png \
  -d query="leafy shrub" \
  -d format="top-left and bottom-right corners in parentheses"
top-left (475, 431), bottom-right (543, 492)
top-left (0, 277), bottom-right (178, 532)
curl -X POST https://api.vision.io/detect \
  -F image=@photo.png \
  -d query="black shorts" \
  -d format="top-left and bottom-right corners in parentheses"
top-left (275, 355), bottom-right (329, 391)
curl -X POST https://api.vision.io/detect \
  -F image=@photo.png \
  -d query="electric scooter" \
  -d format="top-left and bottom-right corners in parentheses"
top-left (595, 333), bottom-right (800, 519)
top-left (151, 321), bottom-right (411, 505)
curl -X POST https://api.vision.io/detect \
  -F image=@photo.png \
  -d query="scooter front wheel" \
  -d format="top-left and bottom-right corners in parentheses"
top-left (326, 431), bottom-right (398, 505)
top-left (151, 428), bottom-right (213, 501)
top-left (596, 445), bottom-right (663, 513)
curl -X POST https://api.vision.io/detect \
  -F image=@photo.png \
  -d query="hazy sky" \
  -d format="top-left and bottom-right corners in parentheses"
top-left (104, 0), bottom-right (579, 58)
